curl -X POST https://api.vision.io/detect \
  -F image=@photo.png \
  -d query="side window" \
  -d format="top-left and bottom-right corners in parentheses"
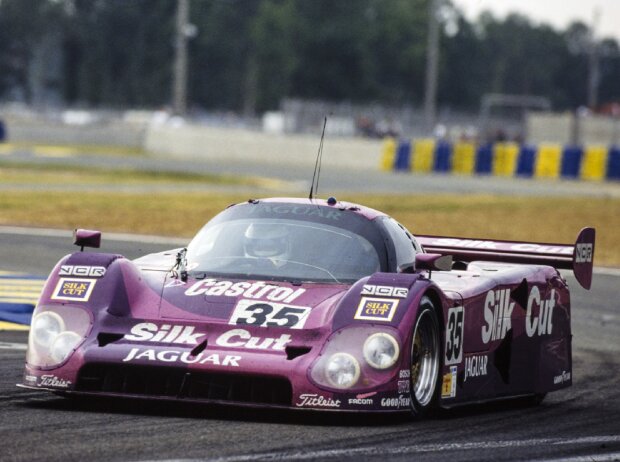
top-left (381, 218), bottom-right (418, 269)
top-left (403, 226), bottom-right (422, 253)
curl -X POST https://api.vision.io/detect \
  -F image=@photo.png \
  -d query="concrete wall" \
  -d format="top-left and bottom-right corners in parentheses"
top-left (527, 112), bottom-right (620, 145)
top-left (2, 116), bottom-right (145, 147)
top-left (526, 113), bottom-right (574, 144)
top-left (581, 116), bottom-right (620, 145)
top-left (1, 108), bottom-right (383, 170)
top-left (144, 123), bottom-right (383, 170)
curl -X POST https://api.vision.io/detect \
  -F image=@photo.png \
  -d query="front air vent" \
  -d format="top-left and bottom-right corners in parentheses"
top-left (76, 364), bottom-right (292, 406)
top-left (190, 339), bottom-right (208, 357)
top-left (285, 346), bottom-right (311, 360)
top-left (97, 333), bottom-right (124, 347)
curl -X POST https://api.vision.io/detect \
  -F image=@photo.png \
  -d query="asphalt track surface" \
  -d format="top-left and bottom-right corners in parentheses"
top-left (1, 230), bottom-right (619, 462)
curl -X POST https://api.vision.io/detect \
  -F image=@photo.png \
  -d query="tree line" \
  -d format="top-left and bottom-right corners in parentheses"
top-left (0, 0), bottom-right (618, 114)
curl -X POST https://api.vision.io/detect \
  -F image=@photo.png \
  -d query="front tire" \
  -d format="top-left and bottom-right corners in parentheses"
top-left (409, 296), bottom-right (441, 418)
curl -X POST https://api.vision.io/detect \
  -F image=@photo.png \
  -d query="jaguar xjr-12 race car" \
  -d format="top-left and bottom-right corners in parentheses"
top-left (20, 197), bottom-right (595, 416)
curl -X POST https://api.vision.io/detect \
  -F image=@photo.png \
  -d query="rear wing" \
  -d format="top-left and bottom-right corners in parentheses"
top-left (417, 228), bottom-right (595, 289)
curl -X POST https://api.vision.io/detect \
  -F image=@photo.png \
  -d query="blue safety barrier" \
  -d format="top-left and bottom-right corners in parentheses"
top-left (0, 304), bottom-right (35, 325)
top-left (475, 144), bottom-right (493, 174)
top-left (434, 141), bottom-right (452, 172)
top-left (560, 145), bottom-right (583, 179)
top-left (607, 146), bottom-right (620, 181)
top-left (383, 139), bottom-right (620, 181)
top-left (394, 140), bottom-right (411, 171)
top-left (516, 144), bottom-right (536, 177)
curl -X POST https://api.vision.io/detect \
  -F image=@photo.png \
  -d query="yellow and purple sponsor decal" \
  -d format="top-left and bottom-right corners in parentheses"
top-left (354, 297), bottom-right (399, 322)
top-left (441, 365), bottom-right (457, 398)
top-left (51, 278), bottom-right (96, 302)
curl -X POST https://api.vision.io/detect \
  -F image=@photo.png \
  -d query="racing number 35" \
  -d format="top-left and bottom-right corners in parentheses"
top-left (445, 306), bottom-right (464, 365)
top-left (229, 300), bottom-right (311, 329)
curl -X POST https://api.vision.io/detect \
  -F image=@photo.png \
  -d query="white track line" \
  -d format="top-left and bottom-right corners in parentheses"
top-left (0, 342), bottom-right (28, 351)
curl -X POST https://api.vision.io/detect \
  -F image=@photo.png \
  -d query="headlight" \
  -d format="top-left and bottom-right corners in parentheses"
top-left (50, 331), bottom-right (83, 364)
top-left (27, 306), bottom-right (91, 368)
top-left (309, 326), bottom-right (402, 391)
top-left (31, 312), bottom-right (65, 349)
top-left (363, 333), bottom-right (400, 369)
top-left (325, 353), bottom-right (360, 389)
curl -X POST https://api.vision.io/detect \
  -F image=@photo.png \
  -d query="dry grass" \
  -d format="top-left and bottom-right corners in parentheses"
top-left (0, 162), bottom-right (268, 186)
top-left (1, 190), bottom-right (618, 267)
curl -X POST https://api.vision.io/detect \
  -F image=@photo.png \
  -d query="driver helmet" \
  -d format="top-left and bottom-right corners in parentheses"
top-left (243, 222), bottom-right (290, 262)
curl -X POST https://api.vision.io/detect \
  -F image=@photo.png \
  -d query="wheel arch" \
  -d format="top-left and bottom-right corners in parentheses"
top-left (401, 283), bottom-right (446, 361)
top-left (406, 286), bottom-right (445, 417)
top-left (421, 288), bottom-right (445, 331)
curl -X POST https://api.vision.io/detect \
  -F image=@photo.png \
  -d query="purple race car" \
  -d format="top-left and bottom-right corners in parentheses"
top-left (20, 197), bottom-right (595, 416)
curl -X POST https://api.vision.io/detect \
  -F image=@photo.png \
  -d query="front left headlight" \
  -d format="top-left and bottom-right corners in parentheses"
top-left (325, 353), bottom-right (360, 389)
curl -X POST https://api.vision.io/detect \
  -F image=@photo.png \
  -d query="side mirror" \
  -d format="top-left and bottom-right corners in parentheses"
top-left (414, 253), bottom-right (453, 271)
top-left (398, 263), bottom-right (415, 274)
top-left (73, 229), bottom-right (101, 251)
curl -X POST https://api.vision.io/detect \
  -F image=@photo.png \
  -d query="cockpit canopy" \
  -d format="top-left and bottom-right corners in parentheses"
top-left (186, 200), bottom-right (421, 283)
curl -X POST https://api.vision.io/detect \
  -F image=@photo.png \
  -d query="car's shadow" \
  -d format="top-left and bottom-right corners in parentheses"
top-left (19, 392), bottom-right (551, 427)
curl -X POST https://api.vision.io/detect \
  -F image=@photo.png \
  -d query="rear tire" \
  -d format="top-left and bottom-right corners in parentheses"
top-left (409, 296), bottom-right (441, 418)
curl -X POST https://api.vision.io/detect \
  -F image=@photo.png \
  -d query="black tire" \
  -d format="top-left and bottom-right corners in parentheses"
top-left (409, 295), bottom-right (442, 418)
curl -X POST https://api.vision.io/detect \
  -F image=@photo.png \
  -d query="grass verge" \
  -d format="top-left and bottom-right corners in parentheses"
top-left (0, 161), bottom-right (279, 187)
top-left (1, 191), bottom-right (618, 267)
top-left (0, 142), bottom-right (145, 157)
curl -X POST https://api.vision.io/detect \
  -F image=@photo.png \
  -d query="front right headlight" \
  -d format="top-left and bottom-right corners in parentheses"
top-left (27, 306), bottom-right (91, 368)
top-left (50, 331), bottom-right (83, 364)
top-left (31, 312), bottom-right (65, 349)
top-left (309, 326), bottom-right (402, 391)
top-left (363, 333), bottom-right (400, 369)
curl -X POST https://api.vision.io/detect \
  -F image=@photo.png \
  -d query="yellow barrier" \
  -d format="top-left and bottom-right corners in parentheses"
top-left (580, 145), bottom-right (608, 181)
top-left (492, 142), bottom-right (519, 177)
top-left (451, 142), bottom-right (476, 175)
top-left (381, 138), bottom-right (617, 182)
top-left (534, 144), bottom-right (562, 179)
top-left (411, 139), bottom-right (435, 173)
top-left (0, 321), bottom-right (30, 331)
top-left (379, 137), bottom-right (397, 171)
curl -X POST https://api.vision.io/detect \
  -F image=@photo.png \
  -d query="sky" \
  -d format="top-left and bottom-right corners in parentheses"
top-left (451, 0), bottom-right (620, 41)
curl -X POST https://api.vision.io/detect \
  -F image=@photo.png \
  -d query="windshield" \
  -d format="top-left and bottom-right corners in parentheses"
top-left (186, 203), bottom-right (385, 283)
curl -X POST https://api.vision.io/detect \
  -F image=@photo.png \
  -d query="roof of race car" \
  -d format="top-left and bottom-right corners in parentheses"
top-left (235, 197), bottom-right (387, 221)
